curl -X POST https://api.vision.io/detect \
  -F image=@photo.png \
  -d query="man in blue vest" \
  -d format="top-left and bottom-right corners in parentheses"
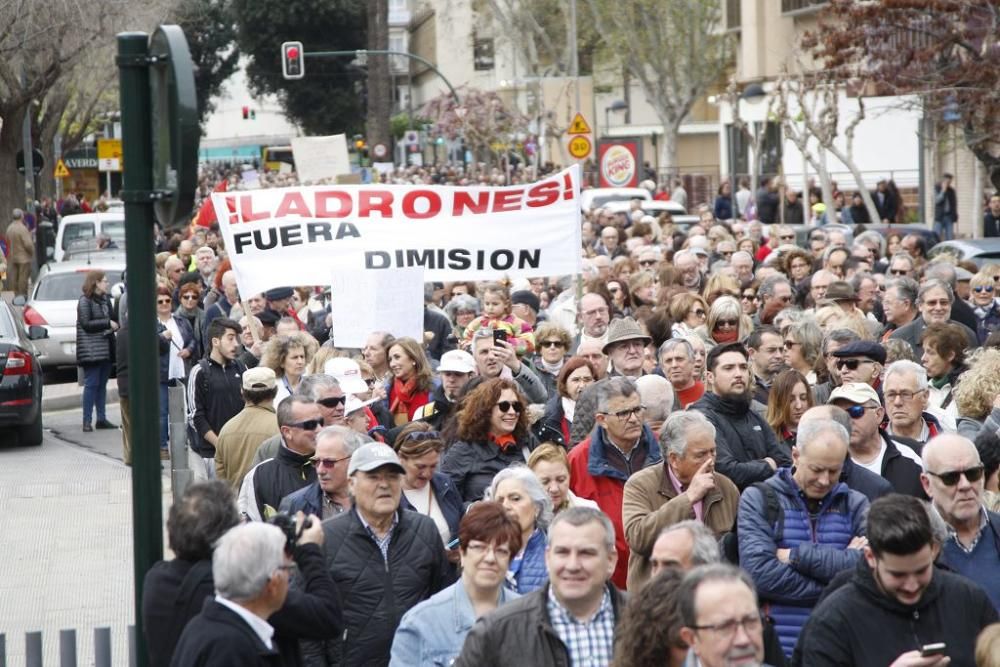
top-left (921, 433), bottom-right (1000, 611)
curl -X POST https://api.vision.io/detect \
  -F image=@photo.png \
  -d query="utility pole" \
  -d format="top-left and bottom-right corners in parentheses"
top-left (367, 0), bottom-right (391, 161)
top-left (20, 70), bottom-right (35, 213)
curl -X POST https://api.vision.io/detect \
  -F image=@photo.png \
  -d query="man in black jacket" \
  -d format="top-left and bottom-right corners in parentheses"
top-left (691, 343), bottom-right (791, 490)
top-left (796, 494), bottom-right (997, 666)
top-left (239, 395), bottom-right (321, 521)
top-left (143, 481), bottom-right (341, 667)
top-left (310, 442), bottom-right (452, 666)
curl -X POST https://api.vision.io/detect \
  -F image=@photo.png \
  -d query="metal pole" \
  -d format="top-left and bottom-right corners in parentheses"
top-left (54, 135), bottom-right (63, 202)
top-left (306, 49), bottom-right (461, 105)
top-left (20, 72), bottom-right (35, 213)
top-left (59, 629), bottom-right (77, 667)
top-left (118, 31), bottom-right (161, 667)
top-left (169, 384), bottom-right (192, 503)
top-left (94, 627), bottom-right (112, 667)
top-left (25, 632), bottom-right (42, 667)
top-left (0, 633), bottom-right (6, 667)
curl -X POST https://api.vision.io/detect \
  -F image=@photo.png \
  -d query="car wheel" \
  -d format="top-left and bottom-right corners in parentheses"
top-left (19, 415), bottom-right (43, 446)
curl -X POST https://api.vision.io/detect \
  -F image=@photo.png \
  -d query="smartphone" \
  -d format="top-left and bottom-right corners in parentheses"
top-left (446, 537), bottom-right (461, 550)
top-left (493, 329), bottom-right (508, 346)
top-left (920, 643), bottom-right (946, 657)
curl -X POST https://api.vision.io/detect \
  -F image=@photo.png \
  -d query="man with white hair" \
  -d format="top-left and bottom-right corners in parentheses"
top-left (623, 410), bottom-right (739, 590)
top-left (675, 249), bottom-right (703, 290)
top-left (731, 251), bottom-right (755, 288)
top-left (635, 374), bottom-right (674, 433)
top-left (883, 361), bottom-right (950, 451)
top-left (658, 338), bottom-right (704, 408)
top-left (171, 522), bottom-right (292, 664)
top-left (204, 270), bottom-right (240, 333)
top-left (921, 433), bottom-right (1000, 610)
top-left (194, 245), bottom-right (218, 289)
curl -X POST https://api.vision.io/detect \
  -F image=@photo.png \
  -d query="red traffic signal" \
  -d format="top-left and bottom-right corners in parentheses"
top-left (242, 105), bottom-right (249, 120)
top-left (282, 41), bottom-right (305, 80)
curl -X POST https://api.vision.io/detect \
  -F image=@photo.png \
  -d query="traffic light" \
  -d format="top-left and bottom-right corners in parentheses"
top-left (242, 106), bottom-right (249, 120)
top-left (282, 41), bottom-right (305, 80)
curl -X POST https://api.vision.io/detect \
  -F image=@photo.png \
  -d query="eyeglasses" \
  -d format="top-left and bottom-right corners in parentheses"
top-left (835, 358), bottom-right (872, 371)
top-left (927, 465), bottom-right (985, 486)
top-left (310, 455), bottom-right (351, 468)
top-left (496, 400), bottom-right (523, 414)
top-left (465, 542), bottom-right (513, 559)
top-left (156, 298), bottom-right (172, 305)
top-left (720, 251), bottom-right (734, 258)
top-left (778, 234), bottom-right (795, 241)
top-left (181, 294), bottom-right (198, 301)
top-left (884, 389), bottom-right (926, 402)
top-left (889, 269), bottom-right (909, 276)
top-left (286, 418), bottom-right (322, 431)
top-left (975, 285), bottom-right (994, 294)
top-left (692, 613), bottom-right (763, 639)
top-left (783, 340), bottom-right (800, 350)
top-left (541, 340), bottom-right (566, 349)
top-left (922, 299), bottom-right (950, 308)
top-left (639, 259), bottom-right (658, 267)
top-left (602, 405), bottom-right (645, 421)
top-left (316, 396), bottom-right (347, 408)
top-left (715, 319), bottom-right (738, 328)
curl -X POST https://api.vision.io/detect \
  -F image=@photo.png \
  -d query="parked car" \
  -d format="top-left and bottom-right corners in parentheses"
top-left (0, 298), bottom-right (45, 445)
top-left (579, 187), bottom-right (652, 212)
top-left (793, 223), bottom-right (939, 250)
top-left (928, 239), bottom-right (1000, 268)
top-left (602, 200), bottom-right (701, 232)
top-left (22, 259), bottom-right (125, 369)
top-left (52, 213), bottom-right (125, 262)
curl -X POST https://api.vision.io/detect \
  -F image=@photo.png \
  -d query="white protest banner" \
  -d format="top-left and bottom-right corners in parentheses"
top-left (329, 267), bottom-right (425, 348)
top-left (290, 134), bottom-right (351, 183)
top-left (212, 164), bottom-right (582, 299)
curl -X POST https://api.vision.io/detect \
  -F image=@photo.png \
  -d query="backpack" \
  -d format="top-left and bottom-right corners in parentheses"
top-left (719, 481), bottom-right (784, 565)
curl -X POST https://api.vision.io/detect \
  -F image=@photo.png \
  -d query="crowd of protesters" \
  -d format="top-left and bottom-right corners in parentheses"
top-left (10, 160), bottom-right (997, 665)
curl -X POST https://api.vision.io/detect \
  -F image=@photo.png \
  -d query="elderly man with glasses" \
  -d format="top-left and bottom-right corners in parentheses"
top-left (883, 361), bottom-right (949, 452)
top-left (280, 425), bottom-right (368, 518)
top-left (829, 383), bottom-right (925, 498)
top-left (889, 278), bottom-right (978, 358)
top-left (568, 377), bottom-right (663, 589)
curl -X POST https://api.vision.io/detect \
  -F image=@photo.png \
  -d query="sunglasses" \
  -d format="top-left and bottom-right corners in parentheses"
top-left (889, 269), bottom-right (909, 276)
top-left (400, 430), bottom-right (442, 444)
top-left (778, 234), bottom-right (795, 241)
top-left (541, 340), bottom-right (566, 349)
top-left (845, 405), bottom-right (869, 419)
top-left (286, 418), bottom-right (322, 431)
top-left (181, 294), bottom-right (198, 300)
top-left (835, 358), bottom-right (871, 371)
top-left (715, 319), bottom-right (738, 328)
top-left (741, 293), bottom-right (755, 300)
top-left (363, 378), bottom-right (377, 388)
top-left (316, 396), bottom-right (347, 408)
top-left (496, 400), bottom-right (523, 414)
top-left (927, 465), bottom-right (985, 486)
top-left (311, 455), bottom-right (351, 468)
top-left (639, 259), bottom-right (658, 267)
top-left (156, 298), bottom-right (172, 305)
top-left (974, 285), bottom-right (994, 293)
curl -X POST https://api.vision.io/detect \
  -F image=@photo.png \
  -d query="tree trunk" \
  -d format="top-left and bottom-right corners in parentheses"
top-left (366, 0), bottom-right (391, 158)
top-left (824, 141), bottom-right (881, 225)
top-left (817, 152), bottom-right (834, 225)
top-left (659, 123), bottom-right (680, 180)
top-left (0, 105), bottom-right (28, 236)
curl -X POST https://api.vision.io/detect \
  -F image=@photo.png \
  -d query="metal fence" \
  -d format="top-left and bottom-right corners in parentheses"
top-left (0, 627), bottom-right (135, 667)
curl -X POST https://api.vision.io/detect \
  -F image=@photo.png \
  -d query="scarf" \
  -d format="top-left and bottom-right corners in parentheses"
top-left (390, 377), bottom-right (426, 425)
top-left (713, 329), bottom-right (740, 344)
top-left (539, 357), bottom-right (564, 376)
top-left (718, 393), bottom-right (752, 414)
top-left (561, 397), bottom-right (576, 423)
top-left (489, 432), bottom-right (519, 453)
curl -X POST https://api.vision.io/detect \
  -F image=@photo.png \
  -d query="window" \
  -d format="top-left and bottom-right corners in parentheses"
top-left (781, 0), bottom-right (827, 14)
top-left (473, 37), bottom-right (494, 71)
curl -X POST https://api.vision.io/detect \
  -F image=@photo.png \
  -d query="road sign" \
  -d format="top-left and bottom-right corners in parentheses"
top-left (98, 138), bottom-right (123, 171)
top-left (372, 142), bottom-right (388, 159)
top-left (568, 113), bottom-right (592, 135)
top-left (403, 130), bottom-right (419, 145)
top-left (16, 148), bottom-right (44, 176)
top-left (54, 159), bottom-right (71, 178)
top-left (568, 134), bottom-right (592, 159)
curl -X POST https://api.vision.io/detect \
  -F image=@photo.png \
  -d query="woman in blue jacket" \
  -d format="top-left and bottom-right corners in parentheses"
top-left (487, 465), bottom-right (553, 594)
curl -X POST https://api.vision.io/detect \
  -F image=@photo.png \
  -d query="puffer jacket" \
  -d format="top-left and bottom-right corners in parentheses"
top-left (690, 391), bottom-right (791, 490)
top-left (738, 467), bottom-right (868, 656)
top-left (508, 528), bottom-right (547, 594)
top-left (440, 434), bottom-right (538, 503)
top-left (238, 444), bottom-right (317, 522)
top-left (305, 507), bottom-right (454, 667)
top-left (76, 293), bottom-right (115, 364)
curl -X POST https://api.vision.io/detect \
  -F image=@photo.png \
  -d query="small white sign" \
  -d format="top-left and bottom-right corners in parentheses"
top-left (291, 134), bottom-right (351, 183)
top-left (404, 130), bottom-right (419, 145)
top-left (98, 158), bottom-right (120, 172)
top-left (241, 169), bottom-right (259, 188)
top-left (329, 267), bottom-right (425, 348)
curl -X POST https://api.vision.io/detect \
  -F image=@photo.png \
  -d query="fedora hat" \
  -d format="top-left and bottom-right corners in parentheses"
top-left (602, 317), bottom-right (652, 354)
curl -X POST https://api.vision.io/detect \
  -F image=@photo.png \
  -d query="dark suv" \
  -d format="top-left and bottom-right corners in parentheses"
top-left (0, 299), bottom-right (45, 445)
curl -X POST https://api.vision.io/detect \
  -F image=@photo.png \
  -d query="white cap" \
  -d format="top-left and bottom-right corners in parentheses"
top-left (323, 357), bottom-right (370, 394)
top-left (345, 393), bottom-right (377, 415)
top-left (438, 349), bottom-right (475, 374)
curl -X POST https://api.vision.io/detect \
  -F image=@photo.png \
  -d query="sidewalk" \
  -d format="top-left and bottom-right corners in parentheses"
top-left (0, 436), bottom-right (171, 664)
top-left (43, 378), bottom-right (118, 412)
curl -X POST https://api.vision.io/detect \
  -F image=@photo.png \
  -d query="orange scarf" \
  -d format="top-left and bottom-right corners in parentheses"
top-left (390, 377), bottom-right (428, 426)
top-left (490, 432), bottom-right (518, 453)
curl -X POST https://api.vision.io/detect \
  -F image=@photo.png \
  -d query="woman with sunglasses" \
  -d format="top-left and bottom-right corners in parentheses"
top-left (783, 319), bottom-right (824, 386)
top-left (741, 281), bottom-right (760, 317)
top-left (393, 421), bottom-right (463, 553)
top-left (697, 296), bottom-right (752, 350)
top-left (968, 271), bottom-right (1000, 344)
top-left (486, 465), bottom-right (553, 594)
top-left (607, 278), bottom-right (633, 317)
top-left (529, 322), bottom-right (573, 398)
top-left (668, 292), bottom-right (709, 339)
top-left (440, 378), bottom-right (536, 503)
top-left (174, 281), bottom-right (206, 363)
top-left (156, 284), bottom-right (195, 453)
top-left (765, 369), bottom-right (815, 454)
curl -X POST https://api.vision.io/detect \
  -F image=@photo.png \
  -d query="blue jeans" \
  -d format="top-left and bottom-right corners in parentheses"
top-left (934, 216), bottom-right (955, 241)
top-left (82, 362), bottom-right (112, 424)
top-left (159, 382), bottom-right (169, 450)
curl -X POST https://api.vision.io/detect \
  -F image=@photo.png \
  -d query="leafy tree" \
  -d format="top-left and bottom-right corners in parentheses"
top-left (585, 0), bottom-right (733, 174)
top-left (172, 0), bottom-right (241, 126)
top-left (232, 0), bottom-right (367, 136)
top-left (804, 0), bottom-right (1000, 190)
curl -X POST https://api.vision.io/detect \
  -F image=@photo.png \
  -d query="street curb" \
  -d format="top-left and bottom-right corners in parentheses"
top-left (43, 387), bottom-right (119, 413)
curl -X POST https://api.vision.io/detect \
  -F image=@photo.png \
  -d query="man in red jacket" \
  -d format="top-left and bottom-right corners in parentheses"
top-left (568, 376), bottom-right (663, 589)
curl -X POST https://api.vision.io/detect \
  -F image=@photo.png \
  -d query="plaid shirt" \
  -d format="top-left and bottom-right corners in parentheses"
top-left (358, 510), bottom-right (399, 563)
top-left (547, 586), bottom-right (615, 666)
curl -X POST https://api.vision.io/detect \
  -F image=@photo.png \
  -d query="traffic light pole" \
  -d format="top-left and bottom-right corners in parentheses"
top-left (306, 49), bottom-right (461, 105)
top-left (117, 31), bottom-right (162, 667)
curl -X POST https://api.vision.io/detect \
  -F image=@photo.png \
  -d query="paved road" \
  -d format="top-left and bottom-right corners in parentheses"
top-left (0, 398), bottom-right (173, 665)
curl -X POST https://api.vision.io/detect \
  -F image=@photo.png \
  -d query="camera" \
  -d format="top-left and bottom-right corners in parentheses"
top-left (269, 513), bottom-right (312, 555)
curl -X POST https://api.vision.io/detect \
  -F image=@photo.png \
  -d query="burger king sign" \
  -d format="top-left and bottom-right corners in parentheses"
top-left (598, 140), bottom-right (641, 188)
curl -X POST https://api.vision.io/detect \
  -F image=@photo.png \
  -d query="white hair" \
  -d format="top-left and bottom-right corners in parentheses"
top-left (883, 360), bottom-right (928, 392)
top-left (795, 418), bottom-right (849, 456)
top-left (213, 523), bottom-right (286, 602)
top-left (660, 411), bottom-right (716, 457)
top-left (486, 465), bottom-right (553, 531)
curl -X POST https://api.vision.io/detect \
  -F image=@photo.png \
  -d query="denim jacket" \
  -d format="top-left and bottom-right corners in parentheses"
top-left (389, 579), bottom-right (519, 666)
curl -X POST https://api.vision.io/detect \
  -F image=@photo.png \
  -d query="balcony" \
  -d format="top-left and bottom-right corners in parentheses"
top-left (781, 0), bottom-right (827, 15)
top-left (725, 0), bottom-right (741, 31)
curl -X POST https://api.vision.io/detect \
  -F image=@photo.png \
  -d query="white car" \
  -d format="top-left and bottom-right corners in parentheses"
top-left (22, 259), bottom-right (125, 368)
top-left (601, 199), bottom-right (702, 230)
top-left (579, 187), bottom-right (652, 212)
top-left (53, 213), bottom-right (125, 262)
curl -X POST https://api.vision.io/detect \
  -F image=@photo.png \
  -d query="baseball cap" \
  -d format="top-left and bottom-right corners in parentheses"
top-left (828, 382), bottom-right (881, 406)
top-left (344, 394), bottom-right (377, 415)
top-left (324, 357), bottom-right (370, 394)
top-left (347, 442), bottom-right (405, 476)
top-left (438, 349), bottom-right (475, 374)
top-left (242, 366), bottom-right (276, 391)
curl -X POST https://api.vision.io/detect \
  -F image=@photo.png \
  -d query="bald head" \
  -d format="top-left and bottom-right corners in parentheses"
top-left (922, 434), bottom-right (979, 470)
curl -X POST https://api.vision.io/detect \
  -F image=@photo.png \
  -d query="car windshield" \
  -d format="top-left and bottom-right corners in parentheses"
top-left (35, 270), bottom-right (124, 301)
top-left (61, 222), bottom-right (95, 250)
top-left (102, 220), bottom-right (126, 242)
top-left (0, 303), bottom-right (16, 339)
top-left (592, 194), bottom-right (643, 208)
